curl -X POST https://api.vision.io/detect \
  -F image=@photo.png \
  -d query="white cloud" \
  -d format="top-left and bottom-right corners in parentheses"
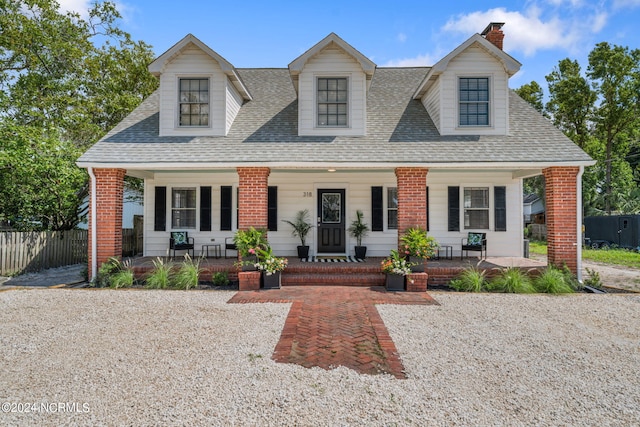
top-left (383, 53), bottom-right (437, 67)
top-left (397, 33), bottom-right (407, 43)
top-left (613, 0), bottom-right (640, 9)
top-left (56, 0), bottom-right (91, 17)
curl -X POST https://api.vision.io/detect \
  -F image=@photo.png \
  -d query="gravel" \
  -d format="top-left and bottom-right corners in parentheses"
top-left (1, 289), bottom-right (639, 426)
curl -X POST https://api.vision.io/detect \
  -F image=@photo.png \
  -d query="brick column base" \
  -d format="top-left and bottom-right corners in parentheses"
top-left (238, 271), bottom-right (261, 291)
top-left (406, 273), bottom-right (428, 292)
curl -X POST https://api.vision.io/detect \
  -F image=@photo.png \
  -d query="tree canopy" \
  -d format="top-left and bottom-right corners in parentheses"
top-left (0, 0), bottom-right (158, 230)
top-left (517, 42), bottom-right (640, 215)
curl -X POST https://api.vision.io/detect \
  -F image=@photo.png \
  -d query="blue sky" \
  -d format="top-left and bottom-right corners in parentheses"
top-left (63, 0), bottom-right (640, 91)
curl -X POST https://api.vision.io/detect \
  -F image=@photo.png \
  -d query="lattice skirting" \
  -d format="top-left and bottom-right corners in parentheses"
top-left (301, 256), bottom-right (364, 263)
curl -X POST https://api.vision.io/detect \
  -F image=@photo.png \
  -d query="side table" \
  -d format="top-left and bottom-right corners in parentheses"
top-left (201, 244), bottom-right (221, 258)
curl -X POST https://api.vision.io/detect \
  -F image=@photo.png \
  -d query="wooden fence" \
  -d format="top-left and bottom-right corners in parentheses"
top-left (1, 230), bottom-right (88, 276)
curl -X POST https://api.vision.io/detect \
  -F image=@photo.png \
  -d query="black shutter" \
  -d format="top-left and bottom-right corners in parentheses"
top-left (426, 186), bottom-right (430, 232)
top-left (154, 186), bottom-right (166, 232)
top-left (268, 186), bottom-right (278, 231)
top-left (200, 186), bottom-right (212, 231)
top-left (448, 186), bottom-right (460, 232)
top-left (220, 186), bottom-right (232, 231)
top-left (495, 186), bottom-right (507, 231)
top-left (371, 186), bottom-right (383, 231)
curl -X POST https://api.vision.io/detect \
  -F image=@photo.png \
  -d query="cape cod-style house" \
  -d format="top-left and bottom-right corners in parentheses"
top-left (77, 23), bottom-right (594, 282)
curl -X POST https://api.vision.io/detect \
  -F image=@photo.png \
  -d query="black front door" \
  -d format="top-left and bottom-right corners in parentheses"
top-left (317, 189), bottom-right (345, 253)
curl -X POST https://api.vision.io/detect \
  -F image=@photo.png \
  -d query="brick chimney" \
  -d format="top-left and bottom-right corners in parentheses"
top-left (481, 22), bottom-right (505, 50)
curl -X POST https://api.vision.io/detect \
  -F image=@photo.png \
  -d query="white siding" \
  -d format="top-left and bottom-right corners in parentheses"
top-left (225, 79), bottom-right (243, 134)
top-left (437, 45), bottom-right (509, 136)
top-left (422, 79), bottom-right (441, 133)
top-left (158, 45), bottom-right (227, 137)
top-left (297, 46), bottom-right (367, 136)
top-left (143, 170), bottom-right (523, 259)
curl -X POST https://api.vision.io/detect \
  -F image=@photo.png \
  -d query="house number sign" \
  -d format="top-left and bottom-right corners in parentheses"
top-left (303, 192), bottom-right (312, 198)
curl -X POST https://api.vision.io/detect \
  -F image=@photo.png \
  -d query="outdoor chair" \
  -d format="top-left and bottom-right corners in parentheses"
top-left (169, 231), bottom-right (194, 258)
top-left (224, 237), bottom-right (237, 259)
top-left (461, 232), bottom-right (487, 260)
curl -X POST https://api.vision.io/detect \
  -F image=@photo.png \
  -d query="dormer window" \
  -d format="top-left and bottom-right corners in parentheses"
top-left (459, 77), bottom-right (489, 126)
top-left (317, 77), bottom-right (348, 127)
top-left (179, 78), bottom-right (209, 127)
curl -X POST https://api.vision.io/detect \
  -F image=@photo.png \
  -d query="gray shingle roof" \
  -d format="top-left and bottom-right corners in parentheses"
top-left (78, 67), bottom-right (593, 166)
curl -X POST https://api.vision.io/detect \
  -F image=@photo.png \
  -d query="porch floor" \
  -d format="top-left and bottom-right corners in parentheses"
top-left (128, 255), bottom-right (546, 286)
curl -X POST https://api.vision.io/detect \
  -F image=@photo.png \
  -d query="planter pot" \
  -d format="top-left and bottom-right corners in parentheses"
top-left (262, 271), bottom-right (281, 289)
top-left (407, 256), bottom-right (426, 273)
top-left (385, 273), bottom-right (405, 291)
top-left (297, 245), bottom-right (310, 260)
top-left (241, 255), bottom-right (259, 271)
top-left (354, 246), bottom-right (367, 260)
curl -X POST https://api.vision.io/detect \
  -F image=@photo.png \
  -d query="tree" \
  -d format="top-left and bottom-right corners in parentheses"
top-left (514, 81), bottom-right (545, 115)
top-left (587, 42), bottom-right (640, 214)
top-left (0, 0), bottom-right (158, 230)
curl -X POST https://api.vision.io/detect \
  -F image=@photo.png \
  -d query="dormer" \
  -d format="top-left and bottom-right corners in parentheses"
top-left (288, 33), bottom-right (376, 137)
top-left (148, 34), bottom-right (251, 137)
top-left (413, 23), bottom-right (521, 136)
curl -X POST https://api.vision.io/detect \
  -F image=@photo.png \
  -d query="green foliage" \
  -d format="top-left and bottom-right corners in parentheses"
top-left (211, 272), bottom-right (230, 286)
top-left (449, 268), bottom-right (487, 292)
top-left (173, 254), bottom-right (202, 290)
top-left (0, 0), bottom-right (158, 230)
top-left (347, 210), bottom-right (369, 246)
top-left (488, 267), bottom-right (536, 293)
top-left (400, 227), bottom-right (439, 259)
top-left (233, 227), bottom-right (268, 257)
top-left (534, 266), bottom-right (574, 294)
top-left (282, 209), bottom-right (314, 246)
top-left (583, 268), bottom-right (603, 289)
top-left (380, 250), bottom-right (413, 276)
top-left (145, 258), bottom-right (173, 289)
top-left (514, 81), bottom-right (545, 115)
top-left (559, 265), bottom-right (582, 292)
top-left (583, 247), bottom-right (640, 269)
top-left (94, 257), bottom-right (134, 288)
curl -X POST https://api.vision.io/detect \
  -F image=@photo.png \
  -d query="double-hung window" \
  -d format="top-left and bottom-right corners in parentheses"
top-left (459, 77), bottom-right (489, 126)
top-left (317, 77), bottom-right (348, 127)
top-left (172, 188), bottom-right (196, 229)
top-left (179, 78), bottom-right (209, 127)
top-left (464, 187), bottom-right (489, 229)
top-left (387, 187), bottom-right (398, 230)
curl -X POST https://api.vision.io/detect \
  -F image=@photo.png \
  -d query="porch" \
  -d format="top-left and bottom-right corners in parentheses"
top-left (128, 255), bottom-right (547, 288)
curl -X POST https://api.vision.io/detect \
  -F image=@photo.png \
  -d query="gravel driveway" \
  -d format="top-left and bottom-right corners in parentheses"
top-left (1, 289), bottom-right (639, 426)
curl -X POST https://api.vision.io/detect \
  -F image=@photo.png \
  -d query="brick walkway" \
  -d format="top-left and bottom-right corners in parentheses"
top-left (228, 286), bottom-right (438, 379)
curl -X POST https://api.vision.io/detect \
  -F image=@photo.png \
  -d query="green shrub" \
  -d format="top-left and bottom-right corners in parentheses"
top-left (488, 267), bottom-right (536, 293)
top-left (449, 268), bottom-right (487, 292)
top-left (173, 254), bottom-right (202, 290)
top-left (145, 257), bottom-right (173, 289)
top-left (95, 257), bottom-right (121, 287)
top-left (559, 264), bottom-right (582, 291)
top-left (212, 272), bottom-right (230, 286)
top-left (583, 267), bottom-right (603, 289)
top-left (534, 266), bottom-right (574, 294)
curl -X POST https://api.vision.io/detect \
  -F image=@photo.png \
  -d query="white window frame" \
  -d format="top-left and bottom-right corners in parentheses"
top-left (315, 75), bottom-right (350, 128)
top-left (458, 76), bottom-right (491, 127)
top-left (463, 186), bottom-right (490, 230)
top-left (170, 187), bottom-right (197, 230)
top-left (386, 186), bottom-right (398, 230)
top-left (177, 77), bottom-right (210, 128)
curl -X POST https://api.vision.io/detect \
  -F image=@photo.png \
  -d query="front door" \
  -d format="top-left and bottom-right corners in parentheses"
top-left (317, 189), bottom-right (345, 253)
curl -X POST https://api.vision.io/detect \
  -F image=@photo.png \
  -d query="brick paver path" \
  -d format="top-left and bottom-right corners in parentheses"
top-left (228, 286), bottom-right (438, 379)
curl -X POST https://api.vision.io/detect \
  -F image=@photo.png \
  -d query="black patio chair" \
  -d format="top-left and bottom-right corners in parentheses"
top-left (170, 231), bottom-right (194, 258)
top-left (461, 232), bottom-right (487, 260)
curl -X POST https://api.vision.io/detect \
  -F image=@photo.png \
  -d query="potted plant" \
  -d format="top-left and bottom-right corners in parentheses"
top-left (255, 247), bottom-right (288, 289)
top-left (233, 227), bottom-right (268, 271)
top-left (282, 209), bottom-right (314, 259)
top-left (380, 250), bottom-right (413, 291)
top-left (348, 209), bottom-right (370, 259)
top-left (400, 227), bottom-right (439, 272)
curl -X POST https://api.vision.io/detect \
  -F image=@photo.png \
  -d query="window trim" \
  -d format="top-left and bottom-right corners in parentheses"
top-left (458, 76), bottom-right (491, 128)
top-left (386, 186), bottom-right (398, 230)
top-left (170, 186), bottom-right (198, 230)
top-left (315, 75), bottom-right (350, 128)
top-left (463, 186), bottom-right (490, 230)
top-left (177, 76), bottom-right (211, 129)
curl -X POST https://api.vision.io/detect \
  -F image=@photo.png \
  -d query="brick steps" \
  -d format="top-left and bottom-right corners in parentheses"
top-left (282, 272), bottom-right (384, 287)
